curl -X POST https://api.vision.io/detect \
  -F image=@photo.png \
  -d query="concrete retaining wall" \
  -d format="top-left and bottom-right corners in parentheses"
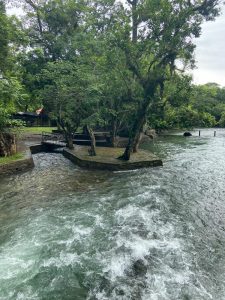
top-left (63, 149), bottom-right (162, 171)
top-left (0, 143), bottom-right (65, 177)
top-left (30, 144), bottom-right (48, 154)
top-left (0, 150), bottom-right (34, 177)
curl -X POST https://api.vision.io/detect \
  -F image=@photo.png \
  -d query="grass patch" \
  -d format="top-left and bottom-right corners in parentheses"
top-left (21, 127), bottom-right (57, 134)
top-left (0, 152), bottom-right (24, 165)
top-left (73, 146), bottom-right (159, 163)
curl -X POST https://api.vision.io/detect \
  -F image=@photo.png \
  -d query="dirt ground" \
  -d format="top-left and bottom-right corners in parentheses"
top-left (17, 133), bottom-right (42, 152)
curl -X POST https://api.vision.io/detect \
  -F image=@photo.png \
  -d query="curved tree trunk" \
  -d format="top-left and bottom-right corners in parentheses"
top-left (118, 90), bottom-right (155, 161)
top-left (133, 123), bottom-right (145, 153)
top-left (86, 125), bottom-right (96, 156)
top-left (118, 75), bottom-right (162, 161)
top-left (63, 130), bottom-right (74, 150)
top-left (110, 119), bottom-right (118, 148)
top-left (66, 134), bottom-right (74, 150)
top-left (57, 118), bottom-right (74, 150)
top-left (131, 0), bottom-right (138, 43)
top-left (0, 132), bottom-right (17, 157)
top-left (118, 115), bottom-right (145, 160)
top-left (132, 131), bottom-right (142, 153)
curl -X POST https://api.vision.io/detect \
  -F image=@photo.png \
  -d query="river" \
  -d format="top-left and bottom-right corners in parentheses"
top-left (0, 129), bottom-right (225, 300)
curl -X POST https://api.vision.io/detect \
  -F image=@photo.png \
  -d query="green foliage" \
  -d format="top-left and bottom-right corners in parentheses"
top-left (3, 0), bottom-right (224, 148)
top-left (39, 60), bottom-right (103, 133)
top-left (0, 105), bottom-right (13, 131)
top-left (0, 105), bottom-right (24, 131)
top-left (0, 1), bottom-right (31, 135)
top-left (0, 1), bottom-right (8, 73)
top-left (0, 152), bottom-right (24, 165)
top-left (148, 78), bottom-right (224, 130)
top-left (0, 77), bottom-right (27, 131)
top-left (219, 112), bottom-right (225, 127)
top-left (190, 83), bottom-right (225, 127)
top-left (170, 106), bottom-right (216, 128)
top-left (22, 0), bottom-right (85, 61)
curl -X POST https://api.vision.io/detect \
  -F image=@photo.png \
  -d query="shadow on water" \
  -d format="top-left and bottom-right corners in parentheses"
top-left (1, 129), bottom-right (225, 299)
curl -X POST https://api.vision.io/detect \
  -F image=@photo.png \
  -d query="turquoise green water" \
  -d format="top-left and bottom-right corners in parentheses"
top-left (1, 129), bottom-right (225, 299)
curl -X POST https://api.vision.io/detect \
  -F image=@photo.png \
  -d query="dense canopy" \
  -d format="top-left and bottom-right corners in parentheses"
top-left (0, 0), bottom-right (224, 158)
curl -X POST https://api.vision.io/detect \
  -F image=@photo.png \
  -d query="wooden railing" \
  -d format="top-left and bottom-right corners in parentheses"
top-left (42, 132), bottom-right (65, 144)
top-left (41, 131), bottom-right (110, 147)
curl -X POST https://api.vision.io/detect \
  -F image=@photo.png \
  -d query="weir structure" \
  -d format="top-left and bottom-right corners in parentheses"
top-left (41, 131), bottom-right (110, 149)
top-left (41, 132), bottom-right (162, 170)
top-left (41, 131), bottom-right (162, 170)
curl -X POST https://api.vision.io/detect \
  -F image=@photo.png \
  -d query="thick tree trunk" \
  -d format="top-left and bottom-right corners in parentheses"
top-left (67, 135), bottom-right (74, 150)
top-left (131, 0), bottom-right (138, 43)
top-left (118, 84), bottom-right (157, 161)
top-left (133, 123), bottom-right (144, 153)
top-left (57, 118), bottom-right (74, 150)
top-left (0, 132), bottom-right (17, 157)
top-left (86, 125), bottom-right (96, 156)
top-left (133, 132), bottom-right (142, 153)
top-left (110, 119), bottom-right (117, 147)
top-left (119, 139), bottom-right (132, 161)
top-left (118, 1), bottom-right (143, 160)
top-left (118, 115), bottom-right (145, 160)
top-left (127, 0), bottom-right (138, 42)
top-left (64, 131), bottom-right (74, 150)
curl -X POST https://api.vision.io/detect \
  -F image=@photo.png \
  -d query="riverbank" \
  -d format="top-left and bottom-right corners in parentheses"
top-left (0, 128), bottom-right (44, 177)
top-left (0, 128), bottom-right (162, 175)
top-left (0, 150), bottom-right (34, 176)
top-left (0, 153), bottom-right (23, 165)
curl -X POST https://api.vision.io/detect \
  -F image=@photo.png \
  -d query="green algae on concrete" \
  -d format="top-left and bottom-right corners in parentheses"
top-left (0, 150), bottom-right (34, 176)
top-left (0, 153), bottom-right (24, 165)
top-left (63, 146), bottom-right (163, 171)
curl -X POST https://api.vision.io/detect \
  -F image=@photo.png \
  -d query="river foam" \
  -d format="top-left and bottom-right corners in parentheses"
top-left (1, 129), bottom-right (225, 299)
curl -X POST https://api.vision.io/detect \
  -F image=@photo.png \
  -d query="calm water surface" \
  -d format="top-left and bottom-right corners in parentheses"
top-left (0, 129), bottom-right (225, 300)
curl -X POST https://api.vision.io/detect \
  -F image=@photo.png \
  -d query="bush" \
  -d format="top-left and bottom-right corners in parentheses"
top-left (219, 112), bottom-right (225, 127)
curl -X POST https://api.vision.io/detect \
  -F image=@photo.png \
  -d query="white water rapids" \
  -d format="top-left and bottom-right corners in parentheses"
top-left (0, 129), bottom-right (225, 299)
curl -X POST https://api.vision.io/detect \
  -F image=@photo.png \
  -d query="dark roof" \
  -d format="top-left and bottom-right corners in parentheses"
top-left (15, 112), bottom-right (39, 117)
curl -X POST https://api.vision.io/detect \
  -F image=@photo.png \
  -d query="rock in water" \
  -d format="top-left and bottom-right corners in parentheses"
top-left (183, 132), bottom-right (192, 137)
top-left (132, 259), bottom-right (147, 276)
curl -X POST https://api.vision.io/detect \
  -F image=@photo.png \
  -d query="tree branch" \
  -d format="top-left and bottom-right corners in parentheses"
top-left (24, 0), bottom-right (43, 34)
top-left (127, 0), bottom-right (134, 4)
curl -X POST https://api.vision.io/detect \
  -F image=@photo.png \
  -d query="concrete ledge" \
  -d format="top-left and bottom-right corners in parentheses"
top-left (0, 150), bottom-right (34, 177)
top-left (30, 143), bottom-right (49, 154)
top-left (0, 143), bottom-right (163, 176)
top-left (0, 142), bottom-right (62, 177)
top-left (63, 146), bottom-right (163, 171)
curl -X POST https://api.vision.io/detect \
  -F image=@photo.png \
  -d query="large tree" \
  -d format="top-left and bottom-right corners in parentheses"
top-left (40, 59), bottom-right (102, 150)
top-left (0, 1), bottom-right (25, 156)
top-left (5, 0), bottom-right (223, 159)
top-left (115, 0), bottom-right (222, 160)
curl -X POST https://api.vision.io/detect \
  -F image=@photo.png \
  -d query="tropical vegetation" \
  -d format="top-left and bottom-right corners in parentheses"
top-left (0, 0), bottom-right (224, 159)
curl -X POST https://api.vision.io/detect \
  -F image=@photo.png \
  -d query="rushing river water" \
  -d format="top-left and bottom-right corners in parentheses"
top-left (1, 129), bottom-right (225, 300)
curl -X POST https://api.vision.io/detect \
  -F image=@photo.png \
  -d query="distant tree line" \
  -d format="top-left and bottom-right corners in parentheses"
top-left (0, 0), bottom-right (224, 158)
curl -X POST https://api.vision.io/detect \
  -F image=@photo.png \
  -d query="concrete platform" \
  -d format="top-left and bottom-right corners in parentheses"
top-left (63, 146), bottom-right (163, 171)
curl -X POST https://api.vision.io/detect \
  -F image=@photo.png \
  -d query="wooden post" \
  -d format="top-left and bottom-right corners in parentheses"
top-left (199, 130), bottom-right (201, 137)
